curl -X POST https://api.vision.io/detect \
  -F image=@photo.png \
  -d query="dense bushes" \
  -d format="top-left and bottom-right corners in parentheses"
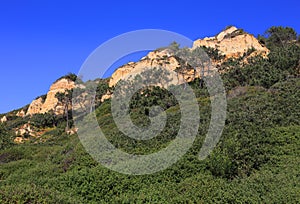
top-left (222, 52), bottom-right (299, 90)
top-left (55, 72), bottom-right (78, 83)
top-left (1, 78), bottom-right (299, 202)
top-left (221, 27), bottom-right (300, 90)
top-left (30, 113), bottom-right (58, 128)
top-left (0, 124), bottom-right (13, 150)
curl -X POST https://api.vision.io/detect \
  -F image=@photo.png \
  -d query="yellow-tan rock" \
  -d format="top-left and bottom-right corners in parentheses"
top-left (1, 116), bottom-right (7, 123)
top-left (26, 97), bottom-right (44, 115)
top-left (109, 50), bottom-right (181, 87)
top-left (41, 78), bottom-right (75, 114)
top-left (193, 26), bottom-right (269, 59)
top-left (15, 123), bottom-right (35, 137)
top-left (101, 92), bottom-right (112, 102)
top-left (26, 78), bottom-right (75, 115)
top-left (108, 26), bottom-right (269, 89)
top-left (16, 109), bottom-right (26, 117)
top-left (14, 137), bottom-right (29, 144)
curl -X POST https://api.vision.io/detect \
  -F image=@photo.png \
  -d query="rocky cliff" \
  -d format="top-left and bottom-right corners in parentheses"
top-left (108, 26), bottom-right (269, 88)
top-left (26, 78), bottom-right (75, 115)
top-left (26, 26), bottom-right (270, 114)
top-left (193, 26), bottom-right (269, 59)
top-left (109, 50), bottom-right (183, 87)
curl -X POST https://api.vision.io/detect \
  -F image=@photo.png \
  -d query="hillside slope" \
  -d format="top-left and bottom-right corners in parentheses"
top-left (0, 78), bottom-right (299, 203)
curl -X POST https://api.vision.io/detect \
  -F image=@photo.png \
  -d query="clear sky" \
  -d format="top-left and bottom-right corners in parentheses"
top-left (1, 0), bottom-right (299, 114)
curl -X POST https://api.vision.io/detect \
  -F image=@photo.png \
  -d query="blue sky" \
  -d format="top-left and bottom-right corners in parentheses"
top-left (0, 0), bottom-right (299, 114)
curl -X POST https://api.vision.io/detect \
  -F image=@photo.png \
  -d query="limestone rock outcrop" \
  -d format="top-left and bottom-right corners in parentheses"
top-left (24, 26), bottom-right (269, 114)
top-left (26, 78), bottom-right (75, 115)
top-left (109, 50), bottom-right (182, 87)
top-left (100, 92), bottom-right (112, 102)
top-left (108, 26), bottom-right (269, 88)
top-left (193, 26), bottom-right (269, 59)
top-left (15, 123), bottom-right (35, 137)
top-left (26, 97), bottom-right (44, 115)
top-left (16, 110), bottom-right (26, 117)
top-left (1, 116), bottom-right (7, 123)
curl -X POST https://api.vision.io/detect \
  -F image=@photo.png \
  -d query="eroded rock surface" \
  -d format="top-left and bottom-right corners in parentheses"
top-left (26, 78), bottom-right (75, 115)
top-left (109, 26), bottom-right (269, 88)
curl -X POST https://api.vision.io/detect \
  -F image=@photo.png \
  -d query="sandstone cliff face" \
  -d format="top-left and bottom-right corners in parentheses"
top-left (109, 50), bottom-right (182, 87)
top-left (25, 26), bottom-right (269, 112)
top-left (26, 78), bottom-right (75, 115)
top-left (26, 97), bottom-right (44, 115)
top-left (193, 26), bottom-right (269, 59)
top-left (108, 26), bottom-right (269, 88)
